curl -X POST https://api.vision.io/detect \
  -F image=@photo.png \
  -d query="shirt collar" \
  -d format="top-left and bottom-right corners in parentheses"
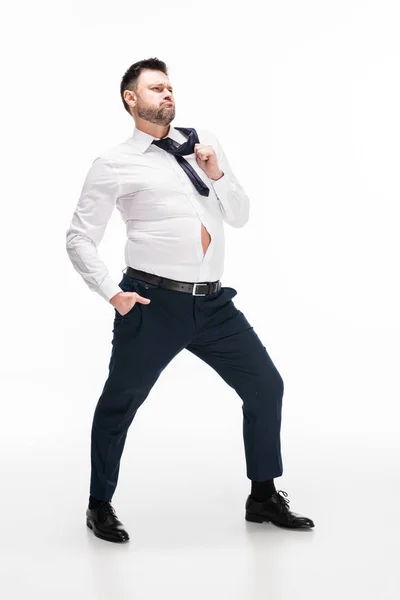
top-left (127, 124), bottom-right (184, 153)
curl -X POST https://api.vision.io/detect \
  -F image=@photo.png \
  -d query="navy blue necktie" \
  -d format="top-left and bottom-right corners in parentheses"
top-left (151, 127), bottom-right (210, 197)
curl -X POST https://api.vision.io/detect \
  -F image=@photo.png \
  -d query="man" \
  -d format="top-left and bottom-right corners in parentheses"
top-left (66, 57), bottom-right (314, 543)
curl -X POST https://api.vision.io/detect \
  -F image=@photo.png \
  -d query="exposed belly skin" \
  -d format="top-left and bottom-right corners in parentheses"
top-left (201, 223), bottom-right (211, 255)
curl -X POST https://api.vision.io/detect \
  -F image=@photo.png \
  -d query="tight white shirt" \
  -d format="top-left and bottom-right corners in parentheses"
top-left (65, 125), bottom-right (250, 303)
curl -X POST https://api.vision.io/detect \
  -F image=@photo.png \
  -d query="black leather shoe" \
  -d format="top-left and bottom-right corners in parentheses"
top-left (245, 490), bottom-right (315, 529)
top-left (86, 501), bottom-right (130, 543)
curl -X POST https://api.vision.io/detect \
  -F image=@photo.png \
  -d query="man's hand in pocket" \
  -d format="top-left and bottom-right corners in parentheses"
top-left (109, 291), bottom-right (151, 316)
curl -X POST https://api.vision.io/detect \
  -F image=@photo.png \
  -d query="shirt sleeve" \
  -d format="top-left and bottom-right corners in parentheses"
top-left (203, 130), bottom-right (250, 228)
top-left (65, 156), bottom-right (123, 303)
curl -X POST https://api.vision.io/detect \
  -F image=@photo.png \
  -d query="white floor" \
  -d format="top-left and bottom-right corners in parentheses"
top-left (2, 367), bottom-right (399, 600)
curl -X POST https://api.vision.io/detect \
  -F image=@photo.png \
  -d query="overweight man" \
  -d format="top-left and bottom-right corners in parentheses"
top-left (66, 57), bottom-right (314, 543)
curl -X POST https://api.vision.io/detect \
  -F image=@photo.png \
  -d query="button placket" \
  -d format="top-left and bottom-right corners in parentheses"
top-left (162, 150), bottom-right (215, 273)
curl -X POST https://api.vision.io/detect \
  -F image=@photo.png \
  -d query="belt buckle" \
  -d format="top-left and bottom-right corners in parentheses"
top-left (192, 282), bottom-right (208, 296)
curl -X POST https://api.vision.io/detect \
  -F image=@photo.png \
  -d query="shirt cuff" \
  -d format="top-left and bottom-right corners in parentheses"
top-left (211, 172), bottom-right (237, 199)
top-left (96, 275), bottom-right (123, 303)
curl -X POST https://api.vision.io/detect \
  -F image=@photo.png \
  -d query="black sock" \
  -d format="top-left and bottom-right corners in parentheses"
top-left (89, 495), bottom-right (105, 509)
top-left (251, 479), bottom-right (276, 501)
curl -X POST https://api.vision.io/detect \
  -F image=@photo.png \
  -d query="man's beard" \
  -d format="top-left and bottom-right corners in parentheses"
top-left (136, 99), bottom-right (175, 125)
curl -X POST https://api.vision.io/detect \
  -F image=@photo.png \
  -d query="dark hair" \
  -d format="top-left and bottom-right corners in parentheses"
top-left (120, 57), bottom-right (168, 115)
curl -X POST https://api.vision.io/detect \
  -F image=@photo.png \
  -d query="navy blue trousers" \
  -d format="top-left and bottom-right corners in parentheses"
top-left (90, 271), bottom-right (284, 501)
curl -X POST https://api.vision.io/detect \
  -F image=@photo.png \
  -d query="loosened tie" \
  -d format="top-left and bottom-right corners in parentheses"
top-left (151, 127), bottom-right (210, 197)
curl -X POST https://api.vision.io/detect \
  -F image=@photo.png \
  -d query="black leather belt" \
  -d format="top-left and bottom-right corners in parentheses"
top-left (125, 266), bottom-right (221, 296)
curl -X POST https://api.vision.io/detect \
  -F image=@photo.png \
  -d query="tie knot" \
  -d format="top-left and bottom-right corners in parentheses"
top-left (152, 137), bottom-right (179, 148)
top-left (166, 138), bottom-right (180, 149)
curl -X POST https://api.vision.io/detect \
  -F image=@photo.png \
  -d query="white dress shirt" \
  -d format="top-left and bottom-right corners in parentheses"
top-left (65, 125), bottom-right (250, 303)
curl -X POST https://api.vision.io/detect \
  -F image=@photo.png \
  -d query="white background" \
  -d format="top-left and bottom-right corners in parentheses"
top-left (1, 1), bottom-right (399, 598)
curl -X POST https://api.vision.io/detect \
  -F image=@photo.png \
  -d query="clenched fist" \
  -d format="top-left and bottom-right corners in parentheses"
top-left (194, 143), bottom-right (224, 181)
